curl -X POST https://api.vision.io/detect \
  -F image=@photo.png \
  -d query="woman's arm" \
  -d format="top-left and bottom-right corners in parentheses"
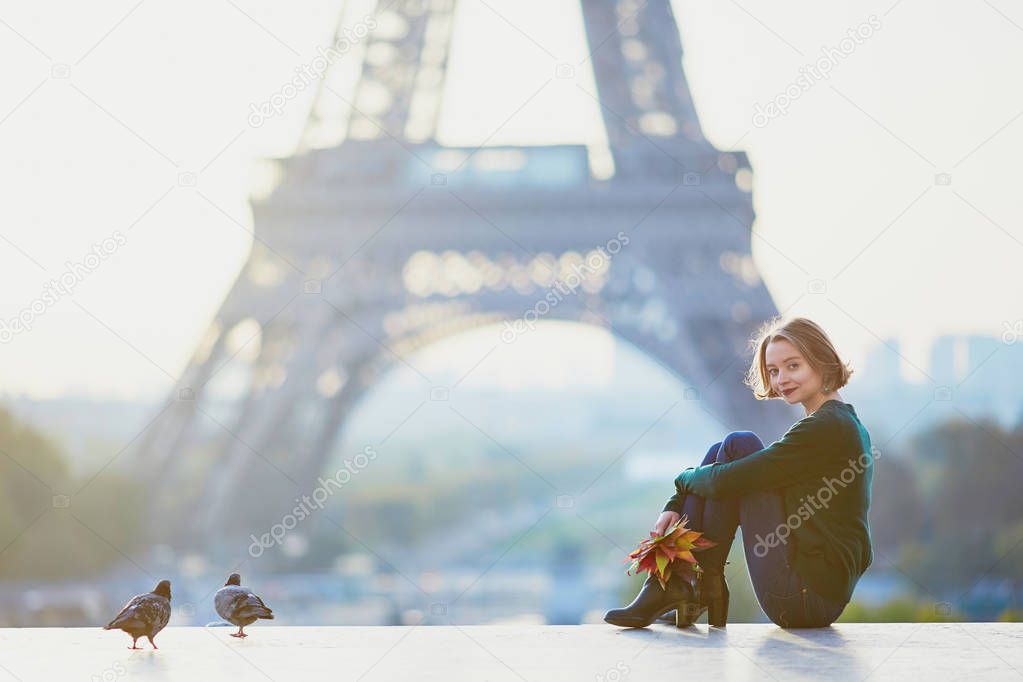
top-left (660, 468), bottom-right (696, 514)
top-left (660, 487), bottom-right (689, 515)
top-left (674, 412), bottom-right (845, 499)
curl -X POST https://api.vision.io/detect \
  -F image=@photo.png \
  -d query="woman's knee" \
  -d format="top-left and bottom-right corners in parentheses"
top-left (700, 441), bottom-right (723, 466)
top-left (722, 431), bottom-right (765, 459)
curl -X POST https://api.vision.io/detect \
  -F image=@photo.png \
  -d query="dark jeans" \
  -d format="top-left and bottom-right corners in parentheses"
top-left (678, 431), bottom-right (847, 627)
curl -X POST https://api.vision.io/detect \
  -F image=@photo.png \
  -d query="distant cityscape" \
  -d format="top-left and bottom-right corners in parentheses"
top-left (6, 331), bottom-right (1021, 475)
top-left (843, 332), bottom-right (1023, 447)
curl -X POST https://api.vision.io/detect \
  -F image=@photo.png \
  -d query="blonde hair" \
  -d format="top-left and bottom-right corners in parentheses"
top-left (745, 316), bottom-right (854, 400)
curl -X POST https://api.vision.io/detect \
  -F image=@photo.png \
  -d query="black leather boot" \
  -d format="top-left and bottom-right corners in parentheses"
top-left (660, 571), bottom-right (729, 626)
top-left (604, 572), bottom-right (696, 628)
top-left (673, 585), bottom-right (708, 627)
top-left (699, 571), bottom-right (729, 626)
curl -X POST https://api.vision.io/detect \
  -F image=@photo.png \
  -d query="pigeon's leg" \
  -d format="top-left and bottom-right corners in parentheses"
top-left (147, 635), bottom-right (159, 650)
top-left (129, 636), bottom-right (141, 650)
top-left (230, 626), bottom-right (247, 638)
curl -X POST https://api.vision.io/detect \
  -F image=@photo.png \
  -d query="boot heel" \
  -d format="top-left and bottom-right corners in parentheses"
top-left (702, 573), bottom-right (729, 627)
top-left (707, 595), bottom-right (728, 627)
top-left (674, 599), bottom-right (705, 628)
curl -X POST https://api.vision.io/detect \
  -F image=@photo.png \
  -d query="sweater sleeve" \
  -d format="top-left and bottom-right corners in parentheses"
top-left (673, 411), bottom-right (841, 498)
top-left (660, 471), bottom-right (694, 514)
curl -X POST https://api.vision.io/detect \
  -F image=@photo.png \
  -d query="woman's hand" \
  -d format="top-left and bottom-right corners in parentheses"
top-left (653, 511), bottom-right (680, 535)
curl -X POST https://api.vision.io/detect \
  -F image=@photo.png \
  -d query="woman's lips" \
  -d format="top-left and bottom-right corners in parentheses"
top-left (782, 387), bottom-right (796, 396)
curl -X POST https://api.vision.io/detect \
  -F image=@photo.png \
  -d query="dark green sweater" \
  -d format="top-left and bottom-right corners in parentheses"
top-left (662, 399), bottom-right (874, 605)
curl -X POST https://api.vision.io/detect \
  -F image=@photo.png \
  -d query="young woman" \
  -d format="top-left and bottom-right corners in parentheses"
top-left (604, 317), bottom-right (874, 628)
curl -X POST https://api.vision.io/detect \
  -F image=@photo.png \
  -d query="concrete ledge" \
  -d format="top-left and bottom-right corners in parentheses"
top-left (1, 623), bottom-right (1021, 681)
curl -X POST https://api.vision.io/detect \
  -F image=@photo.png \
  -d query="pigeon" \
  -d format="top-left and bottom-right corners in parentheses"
top-left (214, 573), bottom-right (274, 638)
top-left (104, 579), bottom-right (172, 649)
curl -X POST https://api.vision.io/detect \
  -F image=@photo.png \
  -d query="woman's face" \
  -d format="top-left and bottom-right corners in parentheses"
top-left (765, 338), bottom-right (823, 405)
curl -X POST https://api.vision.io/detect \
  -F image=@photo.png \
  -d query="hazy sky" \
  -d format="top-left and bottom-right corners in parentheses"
top-left (1, 0), bottom-right (1021, 399)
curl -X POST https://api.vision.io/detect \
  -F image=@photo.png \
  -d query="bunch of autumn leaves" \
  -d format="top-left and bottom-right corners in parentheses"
top-left (625, 514), bottom-right (717, 589)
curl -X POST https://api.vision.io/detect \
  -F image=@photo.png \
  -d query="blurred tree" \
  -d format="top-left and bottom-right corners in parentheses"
top-left (0, 406), bottom-right (143, 579)
top-left (895, 417), bottom-right (1023, 604)
top-left (867, 452), bottom-right (924, 551)
top-left (0, 407), bottom-right (70, 558)
top-left (838, 597), bottom-right (964, 622)
top-left (993, 521), bottom-right (1023, 610)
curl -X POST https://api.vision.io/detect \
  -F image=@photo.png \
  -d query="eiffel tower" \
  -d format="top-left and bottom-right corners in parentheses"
top-left (139, 0), bottom-right (795, 543)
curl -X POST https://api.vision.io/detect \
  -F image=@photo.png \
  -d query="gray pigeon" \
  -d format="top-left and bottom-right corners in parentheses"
top-left (214, 573), bottom-right (274, 638)
top-left (104, 579), bottom-right (172, 649)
